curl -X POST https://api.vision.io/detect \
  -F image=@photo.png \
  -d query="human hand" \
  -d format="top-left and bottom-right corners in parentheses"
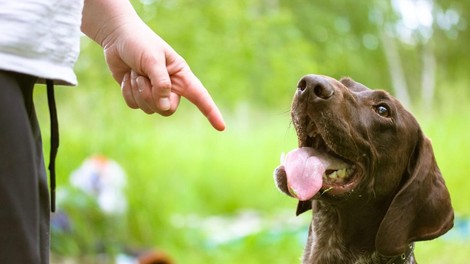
top-left (81, 0), bottom-right (225, 131)
top-left (105, 21), bottom-right (225, 131)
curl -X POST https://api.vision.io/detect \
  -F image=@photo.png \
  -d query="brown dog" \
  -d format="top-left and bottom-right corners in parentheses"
top-left (274, 75), bottom-right (453, 264)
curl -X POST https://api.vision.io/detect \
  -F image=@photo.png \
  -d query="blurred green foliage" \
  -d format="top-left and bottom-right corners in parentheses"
top-left (39, 0), bottom-right (470, 263)
top-left (128, 0), bottom-right (469, 108)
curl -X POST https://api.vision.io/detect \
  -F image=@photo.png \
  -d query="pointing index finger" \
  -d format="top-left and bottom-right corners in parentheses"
top-left (176, 72), bottom-right (226, 131)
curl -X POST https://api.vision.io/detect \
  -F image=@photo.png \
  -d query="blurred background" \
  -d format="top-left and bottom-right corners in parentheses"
top-left (35, 0), bottom-right (469, 263)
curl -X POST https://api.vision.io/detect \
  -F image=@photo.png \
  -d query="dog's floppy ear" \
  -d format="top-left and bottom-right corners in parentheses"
top-left (376, 131), bottom-right (454, 256)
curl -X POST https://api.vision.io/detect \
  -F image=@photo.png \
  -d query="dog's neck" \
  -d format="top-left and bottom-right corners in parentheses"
top-left (302, 199), bottom-right (415, 264)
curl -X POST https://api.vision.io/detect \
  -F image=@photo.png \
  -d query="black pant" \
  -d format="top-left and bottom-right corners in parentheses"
top-left (0, 70), bottom-right (50, 263)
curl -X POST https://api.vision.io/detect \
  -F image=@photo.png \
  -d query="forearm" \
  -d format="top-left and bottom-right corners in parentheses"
top-left (81, 0), bottom-right (141, 47)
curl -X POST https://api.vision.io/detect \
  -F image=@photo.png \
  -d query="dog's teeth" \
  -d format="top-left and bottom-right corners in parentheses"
top-left (280, 152), bottom-right (285, 165)
top-left (328, 171), bottom-right (338, 179)
top-left (347, 167), bottom-right (355, 176)
top-left (325, 167), bottom-right (354, 183)
top-left (337, 168), bottom-right (346, 178)
top-left (327, 168), bottom-right (352, 180)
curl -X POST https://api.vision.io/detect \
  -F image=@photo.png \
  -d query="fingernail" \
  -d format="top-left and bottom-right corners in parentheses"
top-left (159, 97), bottom-right (171, 111)
top-left (136, 77), bottom-right (145, 93)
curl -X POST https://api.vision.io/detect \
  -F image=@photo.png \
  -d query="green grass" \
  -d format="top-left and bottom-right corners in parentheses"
top-left (34, 84), bottom-right (470, 263)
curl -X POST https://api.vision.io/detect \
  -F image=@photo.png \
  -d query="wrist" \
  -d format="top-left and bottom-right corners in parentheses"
top-left (81, 0), bottom-right (140, 47)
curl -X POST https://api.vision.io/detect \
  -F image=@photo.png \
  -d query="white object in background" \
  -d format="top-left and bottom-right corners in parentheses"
top-left (70, 155), bottom-right (127, 215)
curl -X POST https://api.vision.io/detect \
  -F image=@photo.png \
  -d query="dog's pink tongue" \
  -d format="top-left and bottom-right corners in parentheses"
top-left (283, 147), bottom-right (325, 201)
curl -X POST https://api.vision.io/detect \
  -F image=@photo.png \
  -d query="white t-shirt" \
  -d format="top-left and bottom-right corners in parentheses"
top-left (0, 0), bottom-right (84, 85)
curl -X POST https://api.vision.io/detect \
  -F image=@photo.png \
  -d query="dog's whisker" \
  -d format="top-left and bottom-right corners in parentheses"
top-left (320, 187), bottom-right (333, 197)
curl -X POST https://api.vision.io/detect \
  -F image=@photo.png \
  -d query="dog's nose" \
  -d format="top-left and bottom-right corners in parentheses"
top-left (297, 75), bottom-right (334, 100)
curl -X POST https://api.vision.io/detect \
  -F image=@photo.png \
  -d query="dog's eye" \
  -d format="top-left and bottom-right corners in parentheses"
top-left (374, 104), bottom-right (390, 117)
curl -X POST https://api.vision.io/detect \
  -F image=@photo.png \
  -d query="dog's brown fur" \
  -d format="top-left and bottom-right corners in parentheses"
top-left (274, 75), bottom-right (453, 264)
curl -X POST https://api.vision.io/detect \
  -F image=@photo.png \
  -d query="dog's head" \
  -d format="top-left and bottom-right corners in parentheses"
top-left (274, 74), bottom-right (453, 256)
